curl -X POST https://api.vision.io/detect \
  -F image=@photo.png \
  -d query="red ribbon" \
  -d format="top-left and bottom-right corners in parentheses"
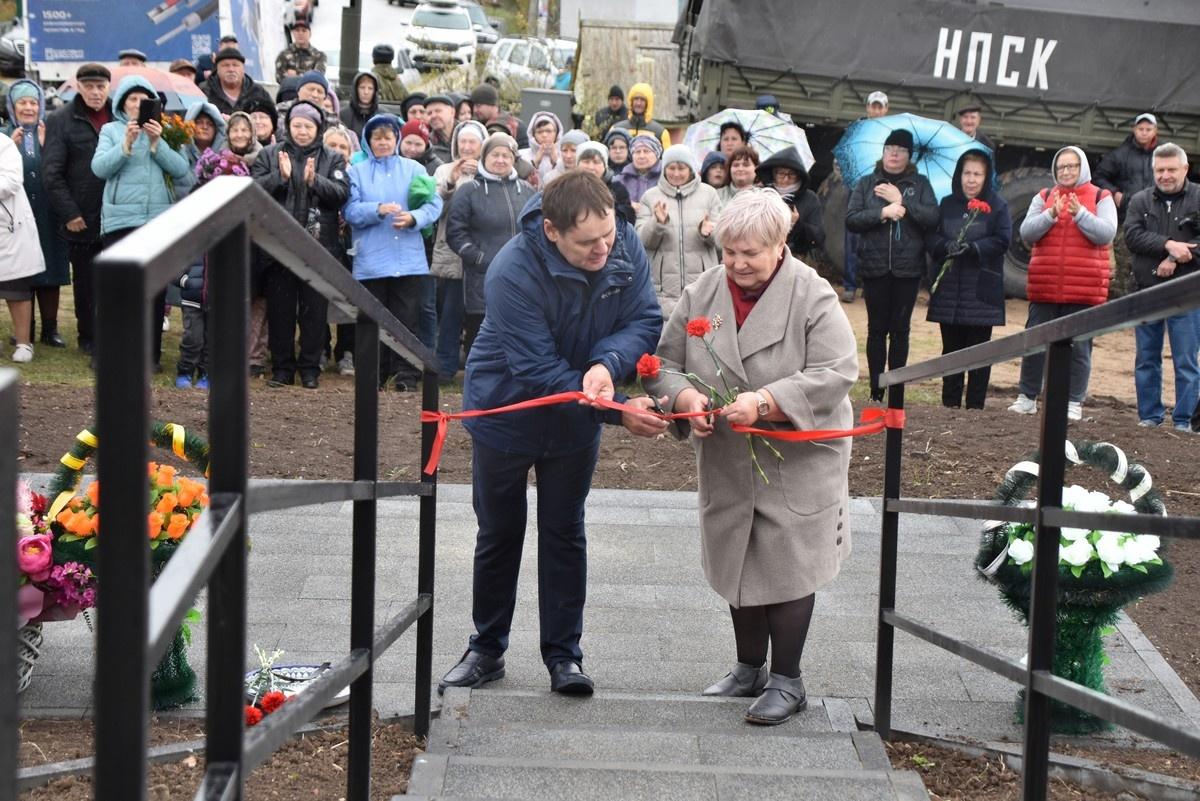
top-left (419, 393), bottom-right (905, 475)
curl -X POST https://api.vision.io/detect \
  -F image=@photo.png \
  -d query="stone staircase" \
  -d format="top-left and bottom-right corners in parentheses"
top-left (398, 687), bottom-right (929, 800)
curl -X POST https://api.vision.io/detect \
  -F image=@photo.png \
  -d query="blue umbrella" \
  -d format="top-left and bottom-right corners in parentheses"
top-left (833, 113), bottom-right (992, 201)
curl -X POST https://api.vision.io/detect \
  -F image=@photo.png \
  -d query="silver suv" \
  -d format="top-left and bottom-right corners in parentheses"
top-left (403, 1), bottom-right (477, 71)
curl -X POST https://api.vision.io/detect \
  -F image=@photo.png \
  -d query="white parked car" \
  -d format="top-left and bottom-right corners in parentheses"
top-left (486, 37), bottom-right (576, 90)
top-left (402, 1), bottom-right (477, 72)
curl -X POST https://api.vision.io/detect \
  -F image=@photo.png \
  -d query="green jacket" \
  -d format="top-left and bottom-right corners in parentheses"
top-left (371, 64), bottom-right (408, 103)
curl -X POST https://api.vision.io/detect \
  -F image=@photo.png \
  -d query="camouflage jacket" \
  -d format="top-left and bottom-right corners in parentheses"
top-left (275, 45), bottom-right (328, 83)
top-left (371, 64), bottom-right (408, 103)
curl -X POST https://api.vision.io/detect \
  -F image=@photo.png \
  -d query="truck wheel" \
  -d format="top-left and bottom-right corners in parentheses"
top-left (998, 167), bottom-right (1054, 299)
top-left (817, 170), bottom-right (848, 279)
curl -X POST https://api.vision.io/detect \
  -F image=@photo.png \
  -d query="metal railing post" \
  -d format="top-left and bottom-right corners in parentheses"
top-left (205, 224), bottom-right (251, 797)
top-left (1021, 338), bottom-right (1073, 801)
top-left (414, 368), bottom-right (440, 737)
top-left (348, 315), bottom-right (380, 801)
top-left (873, 383), bottom-right (905, 740)
top-left (94, 261), bottom-right (150, 801)
top-left (0, 373), bottom-right (17, 801)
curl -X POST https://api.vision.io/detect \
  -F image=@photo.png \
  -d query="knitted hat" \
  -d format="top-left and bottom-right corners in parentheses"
top-left (372, 44), bottom-right (395, 65)
top-left (401, 92), bottom-right (428, 120)
top-left (297, 70), bottom-right (329, 94)
top-left (401, 119), bottom-right (430, 144)
top-left (469, 83), bottom-right (499, 107)
top-left (75, 63), bottom-right (111, 82)
top-left (661, 144), bottom-right (698, 174)
top-left (243, 97), bottom-right (278, 134)
top-left (215, 48), bottom-right (246, 64)
top-left (883, 128), bottom-right (914, 153)
top-left (630, 134), bottom-right (662, 159)
top-left (481, 132), bottom-right (518, 162)
top-left (603, 128), bottom-right (631, 148)
top-left (560, 129), bottom-right (589, 148)
top-left (608, 85), bottom-right (624, 101)
top-left (288, 101), bottom-right (323, 128)
top-left (8, 82), bottom-right (39, 103)
top-left (455, 120), bottom-right (487, 145)
top-left (577, 141), bottom-right (608, 163)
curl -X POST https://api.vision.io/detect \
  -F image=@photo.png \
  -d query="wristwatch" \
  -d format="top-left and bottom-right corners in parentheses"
top-left (754, 392), bottom-right (770, 419)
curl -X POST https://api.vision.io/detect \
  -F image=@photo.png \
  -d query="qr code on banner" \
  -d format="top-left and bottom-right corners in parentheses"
top-left (191, 35), bottom-right (213, 59)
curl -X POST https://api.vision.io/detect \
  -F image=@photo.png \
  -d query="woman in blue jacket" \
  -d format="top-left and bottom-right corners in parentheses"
top-left (445, 132), bottom-right (532, 360)
top-left (925, 148), bottom-right (1011, 409)
top-left (344, 114), bottom-right (443, 391)
top-left (91, 75), bottom-right (191, 368)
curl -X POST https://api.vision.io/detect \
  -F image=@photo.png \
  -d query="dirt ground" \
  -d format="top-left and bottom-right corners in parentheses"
top-left (14, 289), bottom-right (1199, 795)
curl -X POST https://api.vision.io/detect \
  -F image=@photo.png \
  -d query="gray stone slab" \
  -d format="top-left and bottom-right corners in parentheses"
top-left (712, 771), bottom-right (907, 801)
top-left (441, 761), bottom-right (719, 801)
top-left (695, 732), bottom-right (863, 770)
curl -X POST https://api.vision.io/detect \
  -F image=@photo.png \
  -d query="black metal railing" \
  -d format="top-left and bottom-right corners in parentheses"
top-left (873, 272), bottom-right (1200, 800)
top-left (1, 370), bottom-right (18, 801)
top-left (2, 176), bottom-right (442, 801)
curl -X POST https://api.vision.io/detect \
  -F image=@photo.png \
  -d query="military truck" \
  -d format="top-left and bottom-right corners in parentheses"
top-left (674, 0), bottom-right (1200, 296)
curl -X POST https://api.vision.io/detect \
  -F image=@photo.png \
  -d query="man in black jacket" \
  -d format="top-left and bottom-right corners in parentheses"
top-left (1122, 142), bottom-right (1200, 431)
top-left (202, 48), bottom-right (274, 117)
top-left (593, 85), bottom-right (626, 139)
top-left (1095, 113), bottom-right (1158, 221)
top-left (41, 63), bottom-right (113, 353)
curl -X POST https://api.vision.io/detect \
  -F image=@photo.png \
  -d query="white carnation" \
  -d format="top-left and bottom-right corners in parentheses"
top-left (1094, 532), bottom-right (1126, 573)
top-left (1060, 538), bottom-right (1095, 567)
top-left (1123, 535), bottom-right (1160, 565)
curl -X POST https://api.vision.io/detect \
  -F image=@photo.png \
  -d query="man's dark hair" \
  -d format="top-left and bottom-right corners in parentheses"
top-left (543, 171), bottom-right (614, 232)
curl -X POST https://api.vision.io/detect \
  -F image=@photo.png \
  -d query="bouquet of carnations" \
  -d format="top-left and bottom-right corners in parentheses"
top-left (194, 148), bottom-right (251, 186)
top-left (16, 481), bottom-right (97, 627)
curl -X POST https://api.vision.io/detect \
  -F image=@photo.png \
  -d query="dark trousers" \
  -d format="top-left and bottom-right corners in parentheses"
top-left (436, 277), bottom-right (465, 379)
top-left (468, 438), bottom-right (600, 668)
top-left (100, 230), bottom-right (167, 366)
top-left (938, 323), bottom-right (992, 408)
top-left (265, 262), bottom-right (328, 382)
top-left (334, 323), bottom-right (355, 361)
top-left (843, 230), bottom-right (859, 292)
top-left (463, 313), bottom-right (485, 363)
top-left (862, 274), bottom-right (921, 400)
top-left (362, 275), bottom-right (423, 385)
top-left (67, 239), bottom-right (100, 347)
top-left (177, 305), bottom-right (208, 378)
top-left (418, 275), bottom-right (437, 350)
top-left (1017, 302), bottom-right (1093, 403)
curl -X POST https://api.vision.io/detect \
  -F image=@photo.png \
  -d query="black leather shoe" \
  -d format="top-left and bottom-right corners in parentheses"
top-left (301, 376), bottom-right (319, 390)
top-left (549, 661), bottom-right (594, 695)
top-left (40, 328), bottom-right (66, 348)
top-left (702, 662), bottom-right (767, 697)
top-left (267, 373), bottom-right (293, 388)
top-left (745, 672), bottom-right (807, 725)
top-left (438, 650), bottom-right (505, 695)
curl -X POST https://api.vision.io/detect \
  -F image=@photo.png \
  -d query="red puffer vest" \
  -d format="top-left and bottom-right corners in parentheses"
top-left (1026, 182), bottom-right (1110, 306)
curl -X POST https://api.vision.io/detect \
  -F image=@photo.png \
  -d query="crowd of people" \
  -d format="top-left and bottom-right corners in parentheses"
top-left (0, 46), bottom-right (1197, 426)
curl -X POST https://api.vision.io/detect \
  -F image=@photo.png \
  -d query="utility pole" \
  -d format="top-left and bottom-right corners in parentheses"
top-left (526, 0), bottom-right (538, 33)
top-left (339, 0), bottom-right (363, 94)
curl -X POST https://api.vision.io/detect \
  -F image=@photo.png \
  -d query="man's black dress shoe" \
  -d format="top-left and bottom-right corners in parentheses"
top-left (549, 661), bottom-right (594, 695)
top-left (301, 376), bottom-right (319, 389)
top-left (438, 650), bottom-right (505, 695)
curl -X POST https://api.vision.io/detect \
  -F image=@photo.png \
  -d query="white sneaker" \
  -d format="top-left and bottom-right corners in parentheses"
top-left (337, 354), bottom-right (355, 376)
top-left (1067, 401), bottom-right (1083, 421)
top-left (162, 314), bottom-right (170, 332)
top-left (1008, 395), bottom-right (1037, 415)
top-left (11, 343), bottom-right (32, 363)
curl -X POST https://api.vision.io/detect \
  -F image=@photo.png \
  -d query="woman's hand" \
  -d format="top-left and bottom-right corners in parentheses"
top-left (880, 202), bottom-right (906, 222)
top-left (303, 156), bottom-right (316, 186)
top-left (675, 388), bottom-right (714, 438)
top-left (721, 391), bottom-right (764, 427)
top-left (873, 183), bottom-right (902, 204)
top-left (392, 211), bottom-right (415, 228)
top-left (124, 119), bottom-right (141, 149)
top-left (698, 214), bottom-right (715, 237)
top-left (142, 118), bottom-right (163, 144)
top-left (37, 122), bottom-right (45, 147)
top-left (278, 150), bottom-right (292, 181)
top-left (378, 201), bottom-right (402, 216)
top-left (653, 200), bottom-right (669, 224)
top-left (1048, 192), bottom-right (1065, 220)
top-left (1066, 193), bottom-right (1081, 215)
top-left (621, 395), bottom-right (670, 437)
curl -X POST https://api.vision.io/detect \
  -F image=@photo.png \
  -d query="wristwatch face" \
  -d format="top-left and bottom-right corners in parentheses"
top-left (756, 396), bottom-right (770, 417)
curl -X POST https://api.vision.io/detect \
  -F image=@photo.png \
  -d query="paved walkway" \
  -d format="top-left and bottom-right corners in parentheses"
top-left (20, 480), bottom-right (1200, 749)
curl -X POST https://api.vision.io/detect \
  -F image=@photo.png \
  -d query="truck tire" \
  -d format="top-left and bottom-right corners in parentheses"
top-left (998, 167), bottom-right (1054, 299)
top-left (816, 170), bottom-right (848, 279)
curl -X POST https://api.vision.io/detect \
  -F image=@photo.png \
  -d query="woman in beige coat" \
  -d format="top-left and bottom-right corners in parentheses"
top-left (644, 188), bottom-right (859, 725)
top-left (636, 144), bottom-right (722, 319)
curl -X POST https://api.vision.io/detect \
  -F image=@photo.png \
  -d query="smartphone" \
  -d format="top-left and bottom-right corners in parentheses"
top-left (137, 97), bottom-right (162, 127)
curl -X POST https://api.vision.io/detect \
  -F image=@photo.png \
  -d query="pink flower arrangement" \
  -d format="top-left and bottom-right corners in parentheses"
top-left (14, 480), bottom-right (98, 626)
top-left (195, 148), bottom-right (251, 187)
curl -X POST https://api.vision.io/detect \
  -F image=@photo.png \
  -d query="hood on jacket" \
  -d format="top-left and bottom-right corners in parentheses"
top-left (362, 113), bottom-right (402, 159)
top-left (276, 76), bottom-right (301, 105)
top-left (603, 128), bottom-right (631, 149)
top-left (949, 147), bottom-right (997, 201)
top-left (351, 71), bottom-right (381, 115)
top-left (185, 100), bottom-right (228, 148)
top-left (700, 150), bottom-right (726, 180)
top-left (626, 82), bottom-right (655, 121)
top-left (226, 111), bottom-right (264, 159)
top-left (656, 168), bottom-right (701, 198)
top-left (525, 110), bottom-right (563, 146)
top-left (1052, 145), bottom-right (1092, 188)
top-left (450, 120), bottom-right (488, 161)
top-left (756, 146), bottom-right (810, 192)
top-left (111, 75), bottom-right (160, 123)
top-left (283, 100), bottom-right (329, 145)
top-left (5, 79), bottom-right (45, 126)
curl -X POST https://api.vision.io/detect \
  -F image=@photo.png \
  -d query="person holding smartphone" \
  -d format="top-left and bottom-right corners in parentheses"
top-left (91, 76), bottom-right (190, 370)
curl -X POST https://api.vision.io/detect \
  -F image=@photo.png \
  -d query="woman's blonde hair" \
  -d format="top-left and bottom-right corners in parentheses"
top-left (323, 127), bottom-right (352, 150)
top-left (714, 187), bottom-right (791, 248)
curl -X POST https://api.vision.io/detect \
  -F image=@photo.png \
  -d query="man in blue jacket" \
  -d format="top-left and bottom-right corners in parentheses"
top-left (439, 170), bottom-right (666, 695)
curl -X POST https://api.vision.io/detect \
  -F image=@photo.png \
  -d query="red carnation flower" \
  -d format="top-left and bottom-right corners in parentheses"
top-left (245, 705), bottom-right (263, 726)
top-left (636, 353), bottom-right (662, 379)
top-left (686, 317), bottom-right (713, 338)
top-left (967, 199), bottom-right (992, 214)
top-left (260, 691), bottom-right (288, 714)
